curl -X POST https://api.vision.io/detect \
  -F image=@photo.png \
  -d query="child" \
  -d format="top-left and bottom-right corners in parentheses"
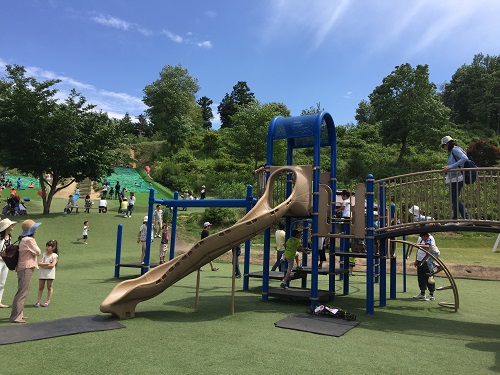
top-left (281, 229), bottom-right (310, 289)
top-left (138, 216), bottom-right (153, 264)
top-left (159, 223), bottom-right (169, 264)
top-left (153, 204), bottom-right (164, 238)
top-left (35, 239), bottom-right (59, 307)
top-left (84, 194), bottom-right (93, 213)
top-left (77, 221), bottom-right (89, 244)
top-left (413, 232), bottom-right (440, 301)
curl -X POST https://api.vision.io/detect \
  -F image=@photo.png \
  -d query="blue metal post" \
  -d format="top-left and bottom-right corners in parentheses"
top-left (366, 174), bottom-right (375, 315)
top-left (169, 192), bottom-right (179, 260)
top-left (114, 224), bottom-right (123, 278)
top-left (141, 188), bottom-right (155, 275)
top-left (402, 235), bottom-right (407, 292)
top-left (302, 220), bottom-right (309, 289)
top-left (389, 204), bottom-right (397, 299)
top-left (378, 182), bottom-right (387, 307)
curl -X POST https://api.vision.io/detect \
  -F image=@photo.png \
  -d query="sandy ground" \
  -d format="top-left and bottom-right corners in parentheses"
top-left (171, 238), bottom-right (500, 280)
top-left (53, 181), bottom-right (101, 200)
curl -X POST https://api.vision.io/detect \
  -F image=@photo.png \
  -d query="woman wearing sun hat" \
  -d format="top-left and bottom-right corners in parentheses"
top-left (440, 136), bottom-right (470, 221)
top-left (9, 219), bottom-right (42, 323)
top-left (0, 218), bottom-right (16, 308)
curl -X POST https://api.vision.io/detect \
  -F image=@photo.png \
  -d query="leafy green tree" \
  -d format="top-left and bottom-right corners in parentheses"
top-left (229, 101), bottom-right (290, 169)
top-left (368, 63), bottom-right (450, 164)
top-left (0, 65), bottom-right (119, 214)
top-left (197, 96), bottom-right (214, 130)
top-left (143, 64), bottom-right (202, 152)
top-left (217, 81), bottom-right (255, 128)
top-left (300, 102), bottom-right (324, 116)
top-left (442, 54), bottom-right (500, 132)
top-left (355, 99), bottom-right (376, 125)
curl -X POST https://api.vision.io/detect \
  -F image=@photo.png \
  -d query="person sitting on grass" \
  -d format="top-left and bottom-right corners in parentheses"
top-left (280, 229), bottom-right (310, 289)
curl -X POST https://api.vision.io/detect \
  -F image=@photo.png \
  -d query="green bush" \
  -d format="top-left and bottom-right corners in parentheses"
top-left (203, 207), bottom-right (240, 227)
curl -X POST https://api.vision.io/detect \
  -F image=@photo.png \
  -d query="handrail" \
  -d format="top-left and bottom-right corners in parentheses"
top-left (390, 239), bottom-right (459, 311)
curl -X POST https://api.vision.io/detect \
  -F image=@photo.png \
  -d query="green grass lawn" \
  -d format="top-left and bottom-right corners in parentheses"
top-left (1, 185), bottom-right (500, 374)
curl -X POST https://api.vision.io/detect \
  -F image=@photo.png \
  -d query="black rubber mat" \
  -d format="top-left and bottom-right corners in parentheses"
top-left (0, 315), bottom-right (124, 345)
top-left (275, 313), bottom-right (359, 336)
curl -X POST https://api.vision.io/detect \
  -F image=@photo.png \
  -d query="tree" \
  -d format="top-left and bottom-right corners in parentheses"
top-left (197, 96), bottom-right (214, 130)
top-left (217, 81), bottom-right (256, 128)
top-left (229, 101), bottom-right (290, 169)
top-left (143, 64), bottom-right (202, 151)
top-left (301, 102), bottom-right (324, 116)
top-left (355, 99), bottom-right (376, 125)
top-left (0, 65), bottom-right (120, 214)
top-left (442, 54), bottom-right (500, 132)
top-left (368, 63), bottom-right (450, 164)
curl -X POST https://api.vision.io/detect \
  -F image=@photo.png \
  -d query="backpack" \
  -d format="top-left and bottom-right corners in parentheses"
top-left (0, 239), bottom-right (20, 271)
top-left (463, 159), bottom-right (478, 184)
top-left (452, 148), bottom-right (477, 184)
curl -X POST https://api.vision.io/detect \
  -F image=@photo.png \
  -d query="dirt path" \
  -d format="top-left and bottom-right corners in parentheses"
top-left (172, 237), bottom-right (500, 280)
top-left (53, 181), bottom-right (100, 200)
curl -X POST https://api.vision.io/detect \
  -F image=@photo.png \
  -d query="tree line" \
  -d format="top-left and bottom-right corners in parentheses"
top-left (1, 54), bottom-right (499, 213)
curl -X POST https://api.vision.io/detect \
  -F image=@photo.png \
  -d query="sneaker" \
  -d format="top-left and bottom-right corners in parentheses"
top-left (428, 295), bottom-right (435, 301)
top-left (123, 215), bottom-right (128, 218)
top-left (280, 282), bottom-right (288, 289)
top-left (413, 293), bottom-right (426, 299)
top-left (34, 302), bottom-right (40, 308)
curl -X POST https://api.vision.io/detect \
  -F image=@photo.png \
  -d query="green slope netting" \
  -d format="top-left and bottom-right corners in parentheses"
top-left (2, 167), bottom-right (155, 195)
top-left (104, 167), bottom-right (156, 194)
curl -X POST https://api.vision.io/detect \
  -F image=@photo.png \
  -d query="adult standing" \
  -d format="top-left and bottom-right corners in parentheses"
top-left (441, 136), bottom-right (471, 221)
top-left (200, 185), bottom-right (206, 200)
top-left (9, 220), bottom-right (42, 323)
top-left (115, 181), bottom-right (120, 200)
top-left (0, 218), bottom-right (16, 308)
top-left (153, 205), bottom-right (163, 238)
top-left (271, 221), bottom-right (286, 272)
top-left (124, 192), bottom-right (136, 218)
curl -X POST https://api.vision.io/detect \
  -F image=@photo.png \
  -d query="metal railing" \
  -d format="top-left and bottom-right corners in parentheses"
top-left (374, 167), bottom-right (500, 232)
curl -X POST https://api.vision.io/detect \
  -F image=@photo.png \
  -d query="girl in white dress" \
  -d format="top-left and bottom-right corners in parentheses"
top-left (35, 239), bottom-right (59, 307)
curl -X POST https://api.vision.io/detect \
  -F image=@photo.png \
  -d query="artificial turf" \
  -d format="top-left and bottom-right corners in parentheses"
top-left (0, 178), bottom-right (499, 374)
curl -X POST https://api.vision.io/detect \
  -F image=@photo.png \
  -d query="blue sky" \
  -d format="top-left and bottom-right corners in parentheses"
top-left (1, 0), bottom-right (499, 129)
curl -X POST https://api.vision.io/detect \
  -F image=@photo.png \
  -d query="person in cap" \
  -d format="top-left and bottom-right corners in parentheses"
top-left (0, 218), bottom-right (16, 308)
top-left (200, 222), bottom-right (218, 271)
top-left (440, 136), bottom-right (470, 221)
top-left (9, 219), bottom-right (42, 323)
top-left (137, 216), bottom-right (153, 265)
top-left (200, 185), bottom-right (206, 200)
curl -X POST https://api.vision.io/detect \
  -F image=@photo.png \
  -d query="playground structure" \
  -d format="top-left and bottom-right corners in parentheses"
top-left (101, 111), bottom-right (500, 318)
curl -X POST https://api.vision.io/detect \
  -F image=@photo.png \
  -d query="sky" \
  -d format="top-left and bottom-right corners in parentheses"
top-left (1, 0), bottom-right (500, 129)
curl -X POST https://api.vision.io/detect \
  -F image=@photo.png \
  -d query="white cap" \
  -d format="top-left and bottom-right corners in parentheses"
top-left (143, 216), bottom-right (149, 222)
top-left (203, 221), bottom-right (212, 228)
top-left (440, 136), bottom-right (454, 147)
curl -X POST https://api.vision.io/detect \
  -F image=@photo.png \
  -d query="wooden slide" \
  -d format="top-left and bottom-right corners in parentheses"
top-left (100, 166), bottom-right (313, 319)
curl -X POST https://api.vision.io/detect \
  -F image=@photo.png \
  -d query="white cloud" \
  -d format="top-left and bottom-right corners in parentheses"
top-left (262, 0), bottom-right (352, 49)
top-left (197, 41), bottom-right (213, 49)
top-left (91, 14), bottom-right (132, 30)
top-left (1, 61), bottom-right (146, 119)
top-left (161, 30), bottom-right (184, 43)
